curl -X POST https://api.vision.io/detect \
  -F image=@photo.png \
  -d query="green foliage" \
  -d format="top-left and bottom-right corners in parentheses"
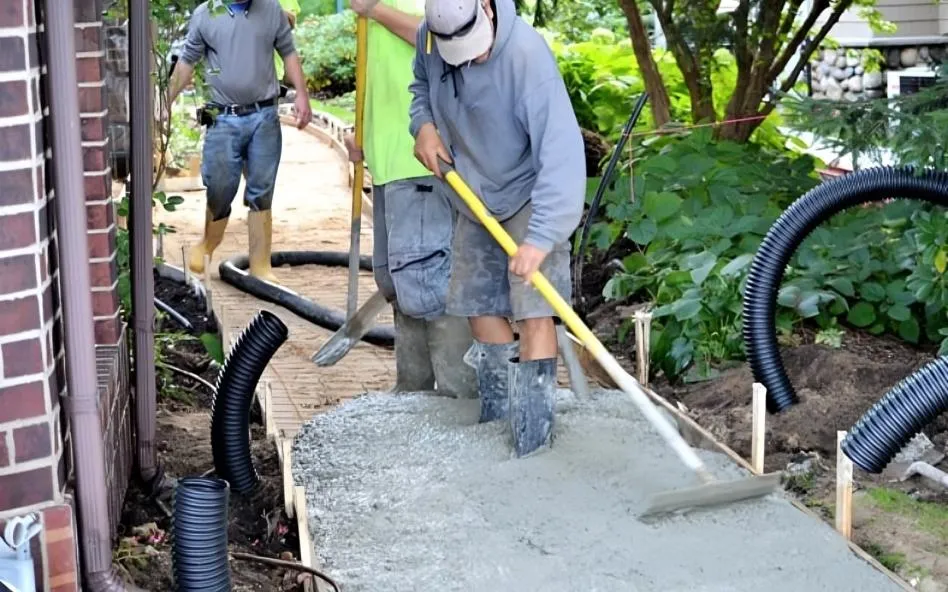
top-left (540, 0), bottom-right (629, 43)
top-left (115, 192), bottom-right (183, 319)
top-left (200, 332), bottom-right (225, 365)
top-left (300, 0), bottom-right (338, 18)
top-left (295, 12), bottom-right (357, 95)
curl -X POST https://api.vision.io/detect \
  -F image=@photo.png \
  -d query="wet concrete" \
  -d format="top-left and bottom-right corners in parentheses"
top-left (291, 388), bottom-right (900, 591)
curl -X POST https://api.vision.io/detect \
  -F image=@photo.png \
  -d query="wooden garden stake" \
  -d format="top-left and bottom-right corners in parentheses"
top-left (182, 243), bottom-right (190, 284)
top-left (265, 382), bottom-right (276, 438)
top-left (282, 439), bottom-right (295, 519)
top-left (634, 310), bottom-right (652, 387)
top-left (836, 430), bottom-right (853, 540)
top-left (294, 485), bottom-right (317, 592)
top-left (203, 254), bottom-right (213, 315)
top-left (156, 231), bottom-right (164, 260)
top-left (751, 383), bottom-right (767, 474)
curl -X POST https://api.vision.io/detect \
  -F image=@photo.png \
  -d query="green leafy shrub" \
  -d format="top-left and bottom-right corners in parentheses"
top-left (595, 133), bottom-right (948, 380)
top-left (300, 0), bottom-right (337, 18)
top-left (295, 12), bottom-right (356, 95)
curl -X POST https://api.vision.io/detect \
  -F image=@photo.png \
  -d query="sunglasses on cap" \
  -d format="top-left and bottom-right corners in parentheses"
top-left (430, 3), bottom-right (480, 40)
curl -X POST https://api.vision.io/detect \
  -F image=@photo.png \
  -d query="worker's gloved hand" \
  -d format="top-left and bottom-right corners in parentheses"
top-left (293, 91), bottom-right (313, 129)
top-left (413, 122), bottom-right (452, 178)
top-left (349, 0), bottom-right (380, 16)
top-left (509, 243), bottom-right (549, 282)
top-left (344, 132), bottom-right (363, 163)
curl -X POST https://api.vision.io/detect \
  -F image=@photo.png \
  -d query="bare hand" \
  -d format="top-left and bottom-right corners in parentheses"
top-left (413, 123), bottom-right (451, 177)
top-left (284, 10), bottom-right (297, 28)
top-left (349, 0), bottom-right (379, 16)
top-left (509, 243), bottom-right (549, 282)
top-left (293, 92), bottom-right (312, 129)
top-left (343, 132), bottom-right (363, 163)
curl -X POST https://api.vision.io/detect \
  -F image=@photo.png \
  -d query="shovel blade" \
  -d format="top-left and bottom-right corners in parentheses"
top-left (312, 290), bottom-right (388, 366)
top-left (639, 472), bottom-right (782, 519)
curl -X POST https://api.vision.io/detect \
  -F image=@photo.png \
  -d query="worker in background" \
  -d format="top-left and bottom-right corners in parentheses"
top-left (342, 0), bottom-right (477, 397)
top-left (168, 0), bottom-right (313, 283)
top-left (408, 0), bottom-right (586, 456)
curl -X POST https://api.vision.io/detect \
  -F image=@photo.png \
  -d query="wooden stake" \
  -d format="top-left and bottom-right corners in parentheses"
top-left (265, 382), bottom-right (276, 439)
top-left (156, 231), bottom-right (164, 260)
top-left (294, 485), bottom-right (318, 592)
top-left (634, 310), bottom-right (652, 387)
top-left (282, 439), bottom-right (295, 519)
top-left (203, 254), bottom-right (213, 315)
top-left (751, 383), bottom-right (767, 474)
top-left (182, 243), bottom-right (190, 284)
top-left (836, 430), bottom-right (853, 540)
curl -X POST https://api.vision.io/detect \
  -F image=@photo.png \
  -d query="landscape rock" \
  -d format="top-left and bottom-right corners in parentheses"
top-left (865, 89), bottom-right (884, 99)
top-left (835, 56), bottom-right (848, 68)
top-left (848, 76), bottom-right (863, 92)
top-left (862, 71), bottom-right (883, 89)
top-left (846, 55), bottom-right (860, 68)
top-left (920, 46), bottom-right (930, 61)
top-left (900, 47), bottom-right (919, 68)
top-left (832, 67), bottom-right (848, 81)
top-left (855, 65), bottom-right (864, 75)
top-left (887, 48), bottom-right (902, 68)
top-left (823, 48), bottom-right (838, 64)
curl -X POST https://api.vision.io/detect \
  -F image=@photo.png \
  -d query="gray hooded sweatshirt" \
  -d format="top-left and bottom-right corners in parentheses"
top-left (408, 0), bottom-right (586, 252)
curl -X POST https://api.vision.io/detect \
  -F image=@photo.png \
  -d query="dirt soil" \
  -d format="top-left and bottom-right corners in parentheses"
top-left (116, 275), bottom-right (308, 591)
top-left (586, 300), bottom-right (948, 588)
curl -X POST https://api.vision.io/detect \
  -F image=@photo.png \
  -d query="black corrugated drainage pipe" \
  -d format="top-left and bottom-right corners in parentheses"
top-left (218, 251), bottom-right (395, 345)
top-left (841, 356), bottom-right (948, 473)
top-left (743, 167), bottom-right (948, 413)
top-left (211, 310), bottom-right (289, 494)
top-left (172, 477), bottom-right (232, 591)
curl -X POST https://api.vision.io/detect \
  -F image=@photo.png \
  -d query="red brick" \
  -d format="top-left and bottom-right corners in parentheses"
top-left (83, 170), bottom-right (109, 201)
top-left (87, 227), bottom-right (116, 259)
top-left (0, 0), bottom-right (25, 27)
top-left (38, 244), bottom-right (48, 284)
top-left (86, 201), bottom-right (113, 230)
top-left (0, 466), bottom-right (54, 511)
top-left (89, 257), bottom-right (117, 289)
top-left (94, 316), bottom-right (121, 345)
top-left (82, 145), bottom-right (107, 172)
top-left (0, 123), bottom-right (31, 161)
top-left (48, 537), bottom-right (79, 592)
top-left (0, 295), bottom-right (41, 335)
top-left (26, 33), bottom-right (37, 69)
top-left (0, 80), bottom-right (29, 118)
top-left (76, 56), bottom-right (107, 89)
top-left (91, 289), bottom-right (118, 317)
top-left (2, 337), bottom-right (43, 378)
top-left (0, 382), bottom-right (46, 423)
top-left (74, 26), bottom-right (102, 53)
top-left (0, 36), bottom-right (25, 73)
top-left (13, 422), bottom-right (50, 462)
top-left (37, 202), bottom-right (49, 241)
top-left (34, 164), bottom-right (45, 201)
top-left (0, 168), bottom-right (35, 207)
top-left (0, 432), bottom-right (8, 468)
top-left (74, 0), bottom-right (102, 24)
top-left (0, 254), bottom-right (38, 294)
top-left (0, 211), bottom-right (37, 251)
top-left (80, 114), bottom-right (107, 143)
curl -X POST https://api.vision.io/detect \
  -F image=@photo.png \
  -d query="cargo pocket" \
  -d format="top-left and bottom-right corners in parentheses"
top-left (389, 247), bottom-right (451, 320)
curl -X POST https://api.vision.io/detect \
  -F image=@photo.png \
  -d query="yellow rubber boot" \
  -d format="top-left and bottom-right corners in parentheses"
top-left (248, 209), bottom-right (279, 284)
top-left (188, 208), bottom-right (229, 274)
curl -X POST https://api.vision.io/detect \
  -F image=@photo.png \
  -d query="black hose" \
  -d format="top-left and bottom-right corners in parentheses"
top-left (573, 93), bottom-right (649, 313)
top-left (742, 166), bottom-right (948, 413)
top-left (218, 251), bottom-right (395, 347)
top-left (172, 476), bottom-right (231, 591)
top-left (841, 356), bottom-right (948, 473)
top-left (211, 310), bottom-right (289, 494)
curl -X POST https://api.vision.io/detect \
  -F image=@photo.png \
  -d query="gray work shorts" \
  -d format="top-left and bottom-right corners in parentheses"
top-left (445, 202), bottom-right (571, 321)
top-left (372, 177), bottom-right (456, 320)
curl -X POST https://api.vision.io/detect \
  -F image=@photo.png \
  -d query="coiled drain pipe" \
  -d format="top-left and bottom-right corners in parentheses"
top-left (211, 310), bottom-right (289, 494)
top-left (842, 356), bottom-right (948, 473)
top-left (743, 166), bottom-right (948, 412)
top-left (172, 477), bottom-right (231, 591)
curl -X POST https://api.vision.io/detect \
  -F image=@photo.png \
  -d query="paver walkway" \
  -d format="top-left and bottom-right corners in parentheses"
top-left (155, 122), bottom-right (396, 442)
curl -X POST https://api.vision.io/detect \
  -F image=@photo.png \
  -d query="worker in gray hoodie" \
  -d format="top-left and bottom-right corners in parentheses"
top-left (408, 0), bottom-right (586, 457)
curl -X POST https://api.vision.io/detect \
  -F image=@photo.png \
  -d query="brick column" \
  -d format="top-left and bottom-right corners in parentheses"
top-left (75, 0), bottom-right (121, 347)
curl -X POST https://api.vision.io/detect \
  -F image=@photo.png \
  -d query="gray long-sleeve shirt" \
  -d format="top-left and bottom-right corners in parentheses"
top-left (180, 0), bottom-right (296, 106)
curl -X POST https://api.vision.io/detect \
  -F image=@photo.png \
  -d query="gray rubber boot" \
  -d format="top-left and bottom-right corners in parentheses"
top-left (464, 340), bottom-right (519, 423)
top-left (427, 315), bottom-right (478, 399)
top-left (509, 357), bottom-right (557, 458)
top-left (391, 307), bottom-right (436, 392)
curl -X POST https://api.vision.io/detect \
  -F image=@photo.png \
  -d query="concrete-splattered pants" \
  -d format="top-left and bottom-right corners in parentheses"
top-left (201, 105), bottom-right (282, 221)
top-left (372, 177), bottom-right (455, 319)
top-left (445, 202), bottom-right (572, 321)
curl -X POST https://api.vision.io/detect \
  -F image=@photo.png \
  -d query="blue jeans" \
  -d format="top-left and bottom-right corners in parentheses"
top-left (201, 105), bottom-right (282, 220)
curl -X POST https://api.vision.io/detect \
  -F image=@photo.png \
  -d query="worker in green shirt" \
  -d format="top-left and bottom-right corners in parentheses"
top-left (344, 0), bottom-right (476, 397)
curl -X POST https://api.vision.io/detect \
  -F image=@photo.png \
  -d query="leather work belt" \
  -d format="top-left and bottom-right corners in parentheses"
top-left (209, 96), bottom-right (279, 117)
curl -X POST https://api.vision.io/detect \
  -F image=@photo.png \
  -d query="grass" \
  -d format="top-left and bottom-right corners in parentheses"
top-left (861, 541), bottom-right (908, 573)
top-left (866, 487), bottom-right (948, 542)
top-left (310, 95), bottom-right (355, 123)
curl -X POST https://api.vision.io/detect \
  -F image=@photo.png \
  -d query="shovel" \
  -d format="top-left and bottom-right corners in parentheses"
top-left (311, 289), bottom-right (388, 366)
top-left (437, 159), bottom-right (781, 518)
top-left (346, 15), bottom-right (369, 320)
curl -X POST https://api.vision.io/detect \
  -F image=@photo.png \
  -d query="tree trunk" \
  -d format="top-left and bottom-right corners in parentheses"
top-left (617, 0), bottom-right (672, 127)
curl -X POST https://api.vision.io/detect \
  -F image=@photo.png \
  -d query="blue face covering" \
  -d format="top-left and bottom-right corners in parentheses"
top-left (228, 0), bottom-right (251, 14)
